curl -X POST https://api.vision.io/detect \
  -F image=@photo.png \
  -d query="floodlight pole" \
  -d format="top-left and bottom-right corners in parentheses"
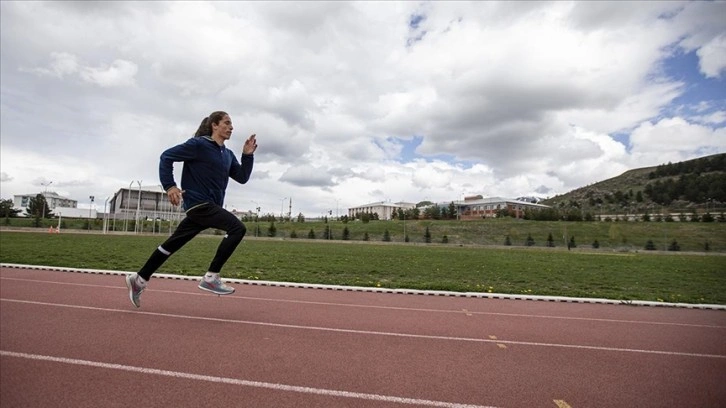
top-left (251, 200), bottom-right (260, 237)
top-left (41, 181), bottom-right (53, 219)
top-left (103, 196), bottom-right (110, 234)
top-left (280, 197), bottom-right (287, 221)
top-left (124, 181), bottom-right (133, 232)
top-left (135, 180), bottom-right (142, 234)
top-left (88, 196), bottom-right (95, 231)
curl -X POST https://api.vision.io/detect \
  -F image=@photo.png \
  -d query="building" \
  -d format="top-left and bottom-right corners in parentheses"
top-left (348, 201), bottom-right (416, 220)
top-left (107, 185), bottom-right (179, 221)
top-left (13, 191), bottom-right (77, 215)
top-left (454, 195), bottom-right (550, 220)
top-left (54, 207), bottom-right (97, 219)
top-left (346, 195), bottom-right (551, 221)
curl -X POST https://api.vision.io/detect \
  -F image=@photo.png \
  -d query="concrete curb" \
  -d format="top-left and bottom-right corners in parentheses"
top-left (2, 263), bottom-right (724, 311)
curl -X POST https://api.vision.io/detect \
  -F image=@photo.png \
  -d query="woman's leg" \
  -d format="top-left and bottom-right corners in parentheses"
top-left (184, 204), bottom-right (247, 273)
top-left (137, 216), bottom-right (205, 280)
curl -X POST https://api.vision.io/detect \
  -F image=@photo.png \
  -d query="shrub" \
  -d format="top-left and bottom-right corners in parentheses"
top-left (668, 240), bottom-right (680, 251)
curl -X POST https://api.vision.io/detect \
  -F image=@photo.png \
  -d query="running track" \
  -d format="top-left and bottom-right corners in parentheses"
top-left (1, 265), bottom-right (725, 408)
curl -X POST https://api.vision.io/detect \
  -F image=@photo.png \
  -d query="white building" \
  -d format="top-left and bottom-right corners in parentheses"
top-left (107, 185), bottom-right (179, 221)
top-left (13, 192), bottom-right (77, 216)
top-left (454, 195), bottom-right (550, 219)
top-left (54, 207), bottom-right (98, 219)
top-left (347, 195), bottom-right (551, 221)
top-left (348, 201), bottom-right (416, 220)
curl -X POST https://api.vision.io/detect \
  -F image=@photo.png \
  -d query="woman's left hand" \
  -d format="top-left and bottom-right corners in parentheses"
top-left (243, 134), bottom-right (257, 155)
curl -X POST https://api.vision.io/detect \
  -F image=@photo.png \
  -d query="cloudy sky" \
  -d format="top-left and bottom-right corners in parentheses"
top-left (1, 1), bottom-right (725, 217)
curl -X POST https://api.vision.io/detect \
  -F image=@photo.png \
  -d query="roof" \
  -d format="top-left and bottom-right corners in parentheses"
top-left (456, 197), bottom-right (550, 208)
top-left (349, 201), bottom-right (415, 210)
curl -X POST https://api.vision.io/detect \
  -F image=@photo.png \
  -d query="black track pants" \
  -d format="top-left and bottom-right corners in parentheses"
top-left (138, 203), bottom-right (246, 280)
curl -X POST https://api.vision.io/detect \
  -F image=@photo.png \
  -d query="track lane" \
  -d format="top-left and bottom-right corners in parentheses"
top-left (2, 266), bottom-right (725, 407)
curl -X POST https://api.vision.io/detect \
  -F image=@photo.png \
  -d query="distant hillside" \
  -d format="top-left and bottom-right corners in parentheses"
top-left (542, 153), bottom-right (726, 215)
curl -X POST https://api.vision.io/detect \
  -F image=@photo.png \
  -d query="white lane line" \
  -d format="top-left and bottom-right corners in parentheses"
top-left (0, 350), bottom-right (496, 408)
top-left (2, 276), bottom-right (723, 330)
top-left (3, 298), bottom-right (725, 360)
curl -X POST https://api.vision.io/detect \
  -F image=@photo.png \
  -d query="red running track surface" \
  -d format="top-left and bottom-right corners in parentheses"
top-left (1, 266), bottom-right (725, 408)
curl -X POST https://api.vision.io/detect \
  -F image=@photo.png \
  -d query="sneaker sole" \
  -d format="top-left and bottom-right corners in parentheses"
top-left (197, 283), bottom-right (235, 296)
top-left (125, 274), bottom-right (141, 308)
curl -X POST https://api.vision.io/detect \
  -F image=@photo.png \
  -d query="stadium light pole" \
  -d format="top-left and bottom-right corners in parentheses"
top-left (280, 197), bottom-right (287, 221)
top-left (403, 209), bottom-right (406, 243)
top-left (41, 181), bottom-right (53, 219)
top-left (103, 196), bottom-right (110, 234)
top-left (251, 200), bottom-right (260, 237)
top-left (88, 196), bottom-right (95, 231)
top-left (135, 180), bottom-right (142, 234)
top-left (124, 181), bottom-right (133, 232)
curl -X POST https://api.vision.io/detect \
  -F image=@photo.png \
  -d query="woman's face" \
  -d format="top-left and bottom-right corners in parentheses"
top-left (212, 115), bottom-right (233, 140)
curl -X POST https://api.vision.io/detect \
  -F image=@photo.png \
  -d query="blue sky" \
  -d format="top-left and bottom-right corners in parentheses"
top-left (1, 1), bottom-right (724, 215)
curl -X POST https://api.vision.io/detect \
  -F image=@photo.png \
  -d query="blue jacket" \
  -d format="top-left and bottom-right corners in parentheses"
top-left (159, 136), bottom-right (254, 211)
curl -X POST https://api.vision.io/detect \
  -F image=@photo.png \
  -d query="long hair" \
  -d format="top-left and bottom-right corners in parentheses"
top-left (194, 111), bottom-right (228, 137)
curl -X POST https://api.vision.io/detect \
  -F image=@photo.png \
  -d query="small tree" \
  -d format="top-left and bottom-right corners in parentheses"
top-left (363, 232), bottom-right (369, 241)
top-left (668, 240), bottom-right (680, 251)
top-left (442, 235), bottom-right (448, 243)
top-left (424, 226), bottom-right (431, 243)
top-left (568, 236), bottom-right (576, 249)
top-left (382, 229), bottom-right (391, 242)
top-left (592, 239), bottom-right (600, 249)
top-left (25, 194), bottom-right (53, 219)
top-left (290, 230), bottom-right (298, 239)
top-left (267, 221), bottom-right (277, 237)
top-left (342, 226), bottom-right (350, 240)
top-left (504, 235), bottom-right (512, 246)
top-left (525, 234), bottom-right (535, 247)
top-left (546, 232), bottom-right (555, 247)
top-left (307, 228), bottom-right (316, 239)
top-left (0, 199), bottom-right (21, 218)
top-left (645, 240), bottom-right (657, 250)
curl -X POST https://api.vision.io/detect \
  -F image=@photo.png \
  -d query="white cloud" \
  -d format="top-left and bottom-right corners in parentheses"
top-left (0, 1), bottom-right (724, 216)
top-left (629, 117), bottom-right (726, 166)
top-left (79, 59), bottom-right (138, 87)
top-left (22, 52), bottom-right (79, 78)
top-left (691, 110), bottom-right (726, 125)
top-left (697, 34), bottom-right (726, 79)
top-left (22, 52), bottom-right (137, 87)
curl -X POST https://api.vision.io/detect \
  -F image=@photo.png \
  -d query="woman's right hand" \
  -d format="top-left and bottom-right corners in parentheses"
top-left (167, 186), bottom-right (185, 206)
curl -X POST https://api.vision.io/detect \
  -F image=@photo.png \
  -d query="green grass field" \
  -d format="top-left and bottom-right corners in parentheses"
top-left (8, 216), bottom-right (725, 251)
top-left (1, 230), bottom-right (724, 305)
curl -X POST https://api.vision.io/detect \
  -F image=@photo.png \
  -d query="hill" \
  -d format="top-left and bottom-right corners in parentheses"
top-left (541, 153), bottom-right (726, 216)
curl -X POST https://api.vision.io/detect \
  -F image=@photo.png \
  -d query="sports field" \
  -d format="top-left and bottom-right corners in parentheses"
top-left (1, 231), bottom-right (724, 304)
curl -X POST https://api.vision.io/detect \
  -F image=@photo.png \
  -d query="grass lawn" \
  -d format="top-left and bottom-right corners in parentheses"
top-left (1, 231), bottom-right (724, 305)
